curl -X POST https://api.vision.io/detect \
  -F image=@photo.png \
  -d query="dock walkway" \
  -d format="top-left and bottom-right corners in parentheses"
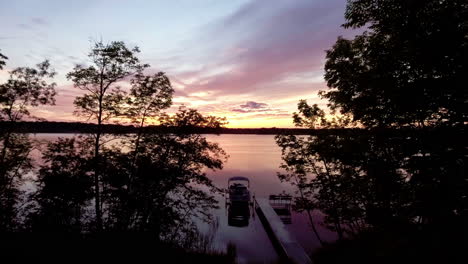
top-left (254, 198), bottom-right (312, 264)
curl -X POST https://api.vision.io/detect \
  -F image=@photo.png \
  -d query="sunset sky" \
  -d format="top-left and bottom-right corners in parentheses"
top-left (0, 0), bottom-right (357, 128)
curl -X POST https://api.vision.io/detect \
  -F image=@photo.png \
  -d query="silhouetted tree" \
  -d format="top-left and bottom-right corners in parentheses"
top-left (0, 60), bottom-right (56, 122)
top-left (31, 137), bottom-right (94, 232)
top-left (126, 71), bottom-right (174, 168)
top-left (277, 101), bottom-right (466, 244)
top-left (100, 107), bottom-right (227, 241)
top-left (0, 51), bottom-right (7, 70)
top-left (0, 133), bottom-right (32, 231)
top-left (322, 0), bottom-right (468, 128)
top-left (277, 101), bottom-right (370, 241)
top-left (159, 106), bottom-right (228, 131)
top-left (0, 60), bottom-right (56, 231)
top-left (67, 41), bottom-right (148, 230)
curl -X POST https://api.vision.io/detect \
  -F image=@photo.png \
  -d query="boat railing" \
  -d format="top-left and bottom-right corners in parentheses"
top-left (269, 194), bottom-right (292, 210)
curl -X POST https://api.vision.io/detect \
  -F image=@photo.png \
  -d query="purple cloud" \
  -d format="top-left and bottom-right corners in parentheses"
top-left (230, 101), bottom-right (289, 118)
top-left (232, 101), bottom-right (270, 113)
top-left (240, 101), bottom-right (268, 109)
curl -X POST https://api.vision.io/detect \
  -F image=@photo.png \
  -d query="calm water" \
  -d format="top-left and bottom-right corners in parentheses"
top-left (32, 134), bottom-right (336, 263)
top-left (203, 135), bottom-right (336, 263)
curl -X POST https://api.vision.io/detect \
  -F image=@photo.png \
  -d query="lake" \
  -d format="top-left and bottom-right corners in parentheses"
top-left (31, 133), bottom-right (337, 263)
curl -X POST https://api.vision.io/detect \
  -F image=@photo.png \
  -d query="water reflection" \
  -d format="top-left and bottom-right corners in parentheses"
top-left (204, 135), bottom-right (323, 260)
top-left (227, 203), bottom-right (251, 227)
top-left (5, 131), bottom-right (463, 262)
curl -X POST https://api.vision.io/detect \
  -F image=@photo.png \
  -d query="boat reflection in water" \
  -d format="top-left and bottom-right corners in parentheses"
top-left (228, 202), bottom-right (251, 227)
top-left (226, 176), bottom-right (253, 227)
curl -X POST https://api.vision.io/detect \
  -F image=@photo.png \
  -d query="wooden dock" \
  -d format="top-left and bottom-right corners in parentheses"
top-left (254, 198), bottom-right (313, 264)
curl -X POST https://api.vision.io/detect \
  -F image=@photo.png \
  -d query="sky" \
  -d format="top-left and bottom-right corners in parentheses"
top-left (0, 0), bottom-right (357, 128)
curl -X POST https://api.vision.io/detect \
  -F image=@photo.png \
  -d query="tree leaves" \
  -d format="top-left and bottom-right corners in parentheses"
top-left (324, 0), bottom-right (468, 127)
top-left (0, 51), bottom-right (7, 70)
top-left (0, 60), bottom-right (56, 122)
top-left (126, 71), bottom-right (174, 126)
top-left (68, 41), bottom-right (149, 125)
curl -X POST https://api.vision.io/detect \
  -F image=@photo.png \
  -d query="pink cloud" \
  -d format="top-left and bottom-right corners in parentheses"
top-left (14, 0), bottom-right (356, 127)
top-left (179, 0), bottom-right (354, 99)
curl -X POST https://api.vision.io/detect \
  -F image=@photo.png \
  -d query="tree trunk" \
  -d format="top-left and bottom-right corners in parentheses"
top-left (306, 208), bottom-right (324, 245)
top-left (0, 131), bottom-right (11, 179)
top-left (94, 93), bottom-right (104, 231)
top-left (294, 174), bottom-right (324, 246)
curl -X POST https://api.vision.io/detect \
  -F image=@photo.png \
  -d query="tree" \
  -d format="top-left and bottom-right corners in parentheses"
top-left (293, 100), bottom-right (355, 129)
top-left (32, 137), bottom-right (94, 232)
top-left (278, 0), bottom-right (468, 260)
top-left (277, 100), bottom-right (417, 239)
top-left (158, 106), bottom-right (228, 132)
top-left (67, 41), bottom-right (148, 230)
top-left (0, 60), bottom-right (56, 231)
top-left (278, 102), bottom-right (467, 262)
top-left (0, 60), bottom-right (56, 122)
top-left (0, 133), bottom-right (32, 231)
top-left (100, 107), bottom-right (227, 241)
top-left (277, 102), bottom-right (364, 241)
top-left (322, 0), bottom-right (468, 128)
top-left (0, 51), bottom-right (7, 70)
top-left (126, 71), bottom-right (174, 167)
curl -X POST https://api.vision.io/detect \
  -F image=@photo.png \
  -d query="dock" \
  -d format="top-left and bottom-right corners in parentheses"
top-left (254, 198), bottom-right (313, 264)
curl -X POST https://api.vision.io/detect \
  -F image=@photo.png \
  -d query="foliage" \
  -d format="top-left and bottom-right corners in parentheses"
top-left (278, 121), bottom-right (466, 245)
top-left (67, 40), bottom-right (149, 229)
top-left (23, 107), bottom-right (228, 245)
top-left (278, 90), bottom-right (466, 244)
top-left (31, 137), bottom-right (94, 232)
top-left (322, 0), bottom-right (468, 127)
top-left (0, 59), bottom-right (56, 231)
top-left (276, 2), bottom-right (468, 261)
top-left (159, 106), bottom-right (228, 131)
top-left (126, 71), bottom-right (174, 127)
top-left (101, 108), bottom-right (227, 240)
top-left (0, 60), bottom-right (56, 122)
top-left (0, 133), bottom-right (33, 231)
top-left (293, 100), bottom-right (355, 128)
top-left (67, 41), bottom-right (148, 122)
top-left (0, 51), bottom-right (7, 70)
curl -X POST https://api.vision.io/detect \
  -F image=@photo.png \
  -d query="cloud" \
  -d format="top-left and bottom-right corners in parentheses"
top-left (240, 101), bottom-right (268, 109)
top-left (3, 0), bottom-right (354, 127)
top-left (177, 0), bottom-right (352, 99)
top-left (146, 0), bottom-right (356, 127)
top-left (230, 101), bottom-right (289, 119)
top-left (18, 17), bottom-right (49, 30)
top-left (232, 101), bottom-right (269, 113)
top-left (31, 17), bottom-right (48, 26)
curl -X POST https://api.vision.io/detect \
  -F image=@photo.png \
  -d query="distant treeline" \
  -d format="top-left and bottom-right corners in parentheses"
top-left (1, 121), bottom-right (463, 136)
top-left (0, 121), bottom-right (314, 134)
top-left (0, 121), bottom-right (319, 134)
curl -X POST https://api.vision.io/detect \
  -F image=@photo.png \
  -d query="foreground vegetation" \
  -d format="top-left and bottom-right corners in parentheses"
top-left (0, 41), bottom-right (233, 261)
top-left (0, 0), bottom-right (466, 263)
top-left (277, 0), bottom-right (467, 263)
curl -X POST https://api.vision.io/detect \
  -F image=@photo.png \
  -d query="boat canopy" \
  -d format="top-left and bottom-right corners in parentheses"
top-left (228, 176), bottom-right (250, 182)
top-left (228, 176), bottom-right (250, 188)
